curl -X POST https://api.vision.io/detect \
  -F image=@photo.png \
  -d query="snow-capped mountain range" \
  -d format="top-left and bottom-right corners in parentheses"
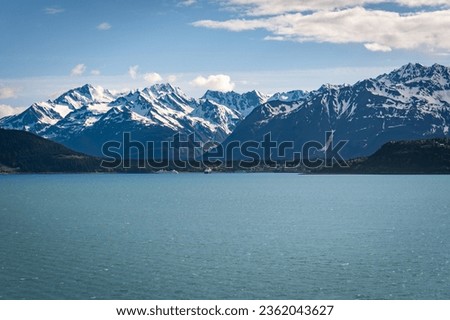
top-left (0, 83), bottom-right (268, 156)
top-left (1, 63), bottom-right (450, 159)
top-left (225, 63), bottom-right (450, 159)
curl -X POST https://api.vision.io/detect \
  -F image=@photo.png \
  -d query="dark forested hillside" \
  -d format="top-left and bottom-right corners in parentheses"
top-left (0, 129), bottom-right (102, 172)
top-left (322, 138), bottom-right (450, 174)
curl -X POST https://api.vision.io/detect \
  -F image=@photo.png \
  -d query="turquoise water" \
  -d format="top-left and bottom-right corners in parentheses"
top-left (0, 173), bottom-right (449, 299)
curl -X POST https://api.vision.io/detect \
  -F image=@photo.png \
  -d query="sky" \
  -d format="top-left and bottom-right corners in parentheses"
top-left (1, 0), bottom-right (450, 116)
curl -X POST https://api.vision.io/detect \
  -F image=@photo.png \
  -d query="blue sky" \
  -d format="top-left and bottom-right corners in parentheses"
top-left (1, 0), bottom-right (449, 116)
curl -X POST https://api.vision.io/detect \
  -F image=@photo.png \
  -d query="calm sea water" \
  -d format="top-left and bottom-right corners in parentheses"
top-left (0, 173), bottom-right (449, 300)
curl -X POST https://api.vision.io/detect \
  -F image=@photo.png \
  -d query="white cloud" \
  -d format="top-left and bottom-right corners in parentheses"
top-left (128, 65), bottom-right (139, 79)
top-left (91, 69), bottom-right (101, 76)
top-left (0, 87), bottom-right (17, 99)
top-left (219, 0), bottom-right (449, 16)
top-left (390, 0), bottom-right (449, 7)
top-left (0, 104), bottom-right (25, 117)
top-left (71, 64), bottom-right (86, 76)
top-left (167, 75), bottom-right (178, 83)
top-left (179, 0), bottom-right (197, 6)
top-left (193, 7), bottom-right (450, 53)
top-left (364, 42), bottom-right (392, 52)
top-left (190, 74), bottom-right (235, 92)
top-left (143, 72), bottom-right (163, 84)
top-left (193, 18), bottom-right (266, 32)
top-left (44, 7), bottom-right (64, 15)
top-left (97, 22), bottom-right (112, 31)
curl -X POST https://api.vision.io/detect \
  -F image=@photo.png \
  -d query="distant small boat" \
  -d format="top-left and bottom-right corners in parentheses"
top-left (204, 167), bottom-right (212, 174)
top-left (156, 169), bottom-right (179, 174)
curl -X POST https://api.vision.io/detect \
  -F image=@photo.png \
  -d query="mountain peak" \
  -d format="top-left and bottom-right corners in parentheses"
top-left (318, 83), bottom-right (347, 91)
top-left (268, 90), bottom-right (308, 103)
top-left (376, 63), bottom-right (450, 85)
top-left (56, 84), bottom-right (92, 99)
top-left (72, 84), bottom-right (104, 97)
top-left (397, 62), bottom-right (426, 74)
top-left (47, 84), bottom-right (114, 114)
top-left (202, 90), bottom-right (236, 98)
top-left (245, 89), bottom-right (268, 98)
top-left (430, 63), bottom-right (449, 74)
top-left (200, 89), bottom-right (268, 118)
top-left (403, 62), bottom-right (424, 69)
top-left (142, 83), bottom-right (187, 100)
top-left (377, 63), bottom-right (426, 83)
top-left (202, 89), bottom-right (267, 100)
top-left (79, 83), bottom-right (95, 91)
top-left (150, 83), bottom-right (176, 92)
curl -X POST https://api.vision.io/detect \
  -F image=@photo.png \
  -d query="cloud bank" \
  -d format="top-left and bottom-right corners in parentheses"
top-left (193, 0), bottom-right (450, 53)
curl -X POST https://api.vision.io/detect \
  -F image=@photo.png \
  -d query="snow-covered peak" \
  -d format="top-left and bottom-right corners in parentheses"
top-left (375, 63), bottom-right (450, 92)
top-left (200, 89), bottom-right (268, 117)
top-left (53, 84), bottom-right (115, 109)
top-left (143, 83), bottom-right (185, 99)
top-left (381, 63), bottom-right (426, 81)
top-left (377, 63), bottom-right (429, 83)
top-left (398, 62), bottom-right (426, 74)
top-left (0, 101), bottom-right (67, 134)
top-left (139, 84), bottom-right (196, 113)
top-left (111, 90), bottom-right (145, 104)
top-left (318, 83), bottom-right (349, 91)
top-left (426, 64), bottom-right (450, 84)
top-left (202, 90), bottom-right (236, 101)
top-left (242, 90), bottom-right (271, 104)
